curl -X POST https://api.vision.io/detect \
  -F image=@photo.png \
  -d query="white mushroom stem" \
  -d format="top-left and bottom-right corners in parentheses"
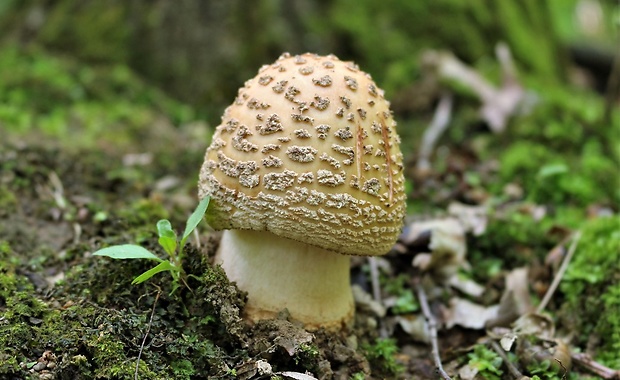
top-left (215, 229), bottom-right (354, 329)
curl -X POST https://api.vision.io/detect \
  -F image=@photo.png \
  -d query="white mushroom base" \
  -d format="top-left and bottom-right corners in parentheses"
top-left (215, 229), bottom-right (354, 329)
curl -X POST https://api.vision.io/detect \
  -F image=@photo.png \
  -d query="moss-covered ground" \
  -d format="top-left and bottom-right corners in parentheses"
top-left (1, 37), bottom-right (618, 380)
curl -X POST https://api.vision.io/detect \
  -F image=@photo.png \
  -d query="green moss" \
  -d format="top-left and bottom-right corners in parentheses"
top-left (116, 198), bottom-right (170, 239)
top-left (0, 242), bottom-right (48, 376)
top-left (470, 206), bottom-right (558, 278)
top-left (361, 338), bottom-right (403, 377)
top-left (0, 45), bottom-right (196, 148)
top-left (493, 81), bottom-right (620, 208)
top-left (0, 186), bottom-right (17, 217)
top-left (42, 0), bottom-right (130, 63)
top-left (293, 343), bottom-right (320, 370)
top-left (559, 216), bottom-right (620, 368)
top-left (0, 244), bottom-right (243, 379)
top-left (498, 139), bottom-right (618, 206)
top-left (171, 358), bottom-right (196, 380)
top-left (0, 242), bottom-right (47, 322)
top-left (383, 273), bottom-right (419, 314)
top-left (598, 283), bottom-right (620, 367)
top-left (466, 344), bottom-right (503, 380)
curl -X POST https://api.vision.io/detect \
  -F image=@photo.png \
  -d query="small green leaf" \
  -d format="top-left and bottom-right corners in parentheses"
top-left (158, 236), bottom-right (177, 257)
top-left (157, 219), bottom-right (177, 255)
top-left (180, 196), bottom-right (210, 248)
top-left (131, 260), bottom-right (178, 284)
top-left (93, 244), bottom-right (163, 261)
top-left (157, 219), bottom-right (176, 239)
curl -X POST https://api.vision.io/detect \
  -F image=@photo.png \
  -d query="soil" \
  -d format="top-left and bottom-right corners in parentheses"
top-left (2, 116), bottom-right (618, 380)
top-left (1, 47), bottom-right (618, 380)
top-left (1, 126), bottom-right (416, 379)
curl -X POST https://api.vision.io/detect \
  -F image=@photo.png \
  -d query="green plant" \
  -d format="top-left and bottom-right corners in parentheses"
top-left (93, 197), bottom-right (210, 292)
top-left (559, 216), bottom-right (620, 368)
top-left (467, 344), bottom-right (503, 380)
top-left (383, 273), bottom-right (419, 314)
top-left (362, 338), bottom-right (403, 376)
top-left (526, 359), bottom-right (563, 380)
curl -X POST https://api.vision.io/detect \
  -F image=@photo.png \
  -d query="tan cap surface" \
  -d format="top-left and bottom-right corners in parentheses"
top-left (199, 53), bottom-right (406, 255)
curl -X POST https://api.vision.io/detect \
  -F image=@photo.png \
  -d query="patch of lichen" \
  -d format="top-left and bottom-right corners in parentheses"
top-left (558, 215), bottom-right (620, 368)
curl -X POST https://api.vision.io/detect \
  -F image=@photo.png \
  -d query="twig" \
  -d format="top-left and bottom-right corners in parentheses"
top-left (413, 277), bottom-right (452, 380)
top-left (135, 288), bottom-right (162, 380)
top-left (556, 359), bottom-right (568, 380)
top-left (490, 340), bottom-right (525, 379)
top-left (537, 231), bottom-right (582, 314)
top-left (416, 92), bottom-right (453, 173)
top-left (421, 44), bottom-right (524, 133)
top-left (572, 352), bottom-right (620, 379)
top-left (368, 257), bottom-right (388, 338)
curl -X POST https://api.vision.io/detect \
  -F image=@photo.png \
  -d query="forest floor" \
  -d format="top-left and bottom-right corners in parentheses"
top-left (0, 46), bottom-right (619, 380)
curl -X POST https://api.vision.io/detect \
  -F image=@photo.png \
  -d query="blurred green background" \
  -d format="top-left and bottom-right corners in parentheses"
top-left (1, 0), bottom-right (616, 123)
top-left (0, 0), bottom-right (618, 209)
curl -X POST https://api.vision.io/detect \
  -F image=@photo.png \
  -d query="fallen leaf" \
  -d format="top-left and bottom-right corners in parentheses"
top-left (352, 284), bottom-right (386, 318)
top-left (407, 218), bottom-right (466, 283)
top-left (444, 297), bottom-right (499, 329)
top-left (486, 267), bottom-right (533, 328)
top-left (448, 202), bottom-right (489, 236)
top-left (512, 312), bottom-right (555, 339)
top-left (499, 332), bottom-right (518, 351)
top-left (448, 275), bottom-right (485, 297)
top-left (458, 362), bottom-right (480, 380)
top-left (393, 314), bottom-right (429, 343)
top-left (277, 371), bottom-right (319, 380)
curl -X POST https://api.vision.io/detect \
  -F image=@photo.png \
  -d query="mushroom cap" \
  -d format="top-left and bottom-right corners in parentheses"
top-left (199, 53), bottom-right (406, 256)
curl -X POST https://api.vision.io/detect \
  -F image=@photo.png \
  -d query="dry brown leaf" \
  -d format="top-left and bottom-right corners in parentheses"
top-left (393, 314), bottom-right (430, 343)
top-left (408, 218), bottom-right (466, 283)
top-left (448, 275), bottom-right (485, 297)
top-left (512, 312), bottom-right (556, 339)
top-left (487, 267), bottom-right (534, 328)
top-left (352, 284), bottom-right (386, 318)
top-left (443, 297), bottom-right (500, 329)
top-left (277, 371), bottom-right (319, 380)
top-left (448, 202), bottom-right (489, 236)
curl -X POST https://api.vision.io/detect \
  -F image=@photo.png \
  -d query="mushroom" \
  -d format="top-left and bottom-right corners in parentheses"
top-left (199, 53), bottom-right (406, 329)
